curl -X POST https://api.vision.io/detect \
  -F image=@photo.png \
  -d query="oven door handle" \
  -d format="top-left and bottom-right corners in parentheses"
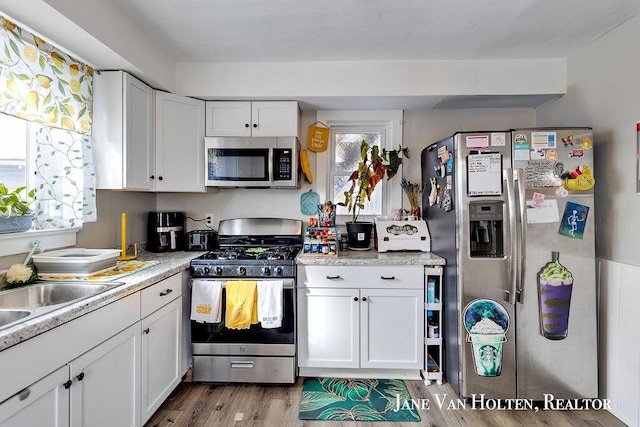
top-left (230, 361), bottom-right (255, 369)
top-left (190, 279), bottom-right (295, 289)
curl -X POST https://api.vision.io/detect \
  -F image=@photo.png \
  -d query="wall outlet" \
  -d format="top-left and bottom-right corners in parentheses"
top-left (204, 213), bottom-right (214, 228)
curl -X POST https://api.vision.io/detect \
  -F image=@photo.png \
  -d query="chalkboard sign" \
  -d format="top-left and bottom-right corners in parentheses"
top-left (467, 153), bottom-right (502, 196)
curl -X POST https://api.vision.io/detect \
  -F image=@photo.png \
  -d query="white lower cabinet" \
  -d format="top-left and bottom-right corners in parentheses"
top-left (298, 288), bottom-right (359, 368)
top-left (0, 365), bottom-right (69, 427)
top-left (0, 323), bottom-right (140, 427)
top-left (361, 288), bottom-right (422, 369)
top-left (297, 265), bottom-right (424, 376)
top-left (0, 271), bottom-right (187, 427)
top-left (69, 323), bottom-right (141, 427)
top-left (140, 298), bottom-right (182, 424)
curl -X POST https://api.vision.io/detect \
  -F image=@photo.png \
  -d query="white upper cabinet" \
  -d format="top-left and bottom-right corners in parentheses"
top-left (93, 71), bottom-right (206, 192)
top-left (154, 92), bottom-right (206, 192)
top-left (94, 71), bottom-right (154, 191)
top-left (205, 101), bottom-right (299, 137)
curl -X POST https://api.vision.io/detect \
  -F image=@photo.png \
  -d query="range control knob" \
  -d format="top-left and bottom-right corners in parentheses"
top-left (203, 266), bottom-right (210, 275)
top-left (215, 266), bottom-right (223, 276)
top-left (237, 266), bottom-right (246, 276)
top-left (275, 266), bottom-right (283, 276)
top-left (262, 266), bottom-right (271, 276)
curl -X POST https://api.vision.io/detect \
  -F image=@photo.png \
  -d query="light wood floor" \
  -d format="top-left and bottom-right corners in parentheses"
top-left (144, 378), bottom-right (627, 427)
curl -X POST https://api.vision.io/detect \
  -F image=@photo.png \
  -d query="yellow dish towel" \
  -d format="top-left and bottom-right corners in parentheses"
top-left (225, 281), bottom-right (258, 329)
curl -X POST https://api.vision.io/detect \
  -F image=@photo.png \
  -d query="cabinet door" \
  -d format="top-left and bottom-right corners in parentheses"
top-left (361, 289), bottom-right (423, 369)
top-left (124, 73), bottom-right (154, 190)
top-left (0, 365), bottom-right (69, 427)
top-left (251, 101), bottom-right (299, 137)
top-left (205, 101), bottom-right (251, 136)
top-left (298, 288), bottom-right (359, 368)
top-left (69, 323), bottom-right (141, 427)
top-left (155, 92), bottom-right (206, 192)
top-left (141, 297), bottom-right (182, 424)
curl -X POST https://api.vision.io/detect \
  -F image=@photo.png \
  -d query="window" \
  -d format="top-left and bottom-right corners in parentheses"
top-left (0, 113), bottom-right (35, 198)
top-left (316, 110), bottom-right (404, 223)
top-left (330, 126), bottom-right (386, 217)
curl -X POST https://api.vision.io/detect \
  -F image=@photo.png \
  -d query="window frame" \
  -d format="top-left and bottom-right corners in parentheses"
top-left (316, 110), bottom-right (404, 224)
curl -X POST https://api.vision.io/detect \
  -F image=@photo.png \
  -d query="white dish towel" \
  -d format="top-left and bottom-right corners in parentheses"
top-left (190, 280), bottom-right (223, 323)
top-left (257, 280), bottom-right (283, 328)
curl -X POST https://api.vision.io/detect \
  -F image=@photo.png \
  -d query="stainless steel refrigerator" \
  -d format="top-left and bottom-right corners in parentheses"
top-left (421, 128), bottom-right (597, 399)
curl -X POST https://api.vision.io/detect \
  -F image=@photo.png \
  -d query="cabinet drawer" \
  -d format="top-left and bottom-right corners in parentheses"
top-left (141, 273), bottom-right (183, 318)
top-left (192, 356), bottom-right (295, 384)
top-left (298, 265), bottom-right (423, 289)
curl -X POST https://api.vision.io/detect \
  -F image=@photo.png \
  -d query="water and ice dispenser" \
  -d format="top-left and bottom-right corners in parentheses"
top-left (469, 201), bottom-right (504, 258)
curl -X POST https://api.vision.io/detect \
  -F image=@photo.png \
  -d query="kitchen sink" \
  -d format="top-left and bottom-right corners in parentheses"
top-left (0, 282), bottom-right (114, 308)
top-left (0, 281), bottom-right (123, 330)
top-left (0, 309), bottom-right (31, 328)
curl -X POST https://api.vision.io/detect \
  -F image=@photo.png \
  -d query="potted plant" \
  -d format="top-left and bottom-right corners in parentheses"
top-left (0, 183), bottom-right (35, 234)
top-left (339, 140), bottom-right (409, 250)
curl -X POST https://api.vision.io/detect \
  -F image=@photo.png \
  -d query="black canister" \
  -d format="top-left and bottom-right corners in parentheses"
top-left (147, 211), bottom-right (185, 252)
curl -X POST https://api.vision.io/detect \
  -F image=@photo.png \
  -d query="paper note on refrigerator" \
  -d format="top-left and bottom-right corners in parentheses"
top-left (526, 199), bottom-right (560, 224)
top-left (467, 153), bottom-right (502, 196)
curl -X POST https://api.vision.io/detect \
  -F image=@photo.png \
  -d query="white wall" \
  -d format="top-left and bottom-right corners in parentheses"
top-left (536, 13), bottom-right (640, 266)
top-left (76, 190), bottom-right (156, 250)
top-left (157, 108), bottom-right (535, 228)
top-left (536, 13), bottom-right (640, 425)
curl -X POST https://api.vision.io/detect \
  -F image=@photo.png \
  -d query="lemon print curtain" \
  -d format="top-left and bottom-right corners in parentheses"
top-left (0, 15), bottom-right (93, 135)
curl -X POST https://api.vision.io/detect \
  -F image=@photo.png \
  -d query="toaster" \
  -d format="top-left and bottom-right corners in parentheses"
top-left (185, 230), bottom-right (219, 251)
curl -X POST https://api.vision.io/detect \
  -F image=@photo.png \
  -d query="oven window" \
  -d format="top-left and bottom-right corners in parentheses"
top-left (207, 148), bottom-right (269, 181)
top-left (191, 288), bottom-right (294, 344)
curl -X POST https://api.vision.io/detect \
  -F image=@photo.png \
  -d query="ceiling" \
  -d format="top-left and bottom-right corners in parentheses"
top-left (110, 0), bottom-right (640, 63)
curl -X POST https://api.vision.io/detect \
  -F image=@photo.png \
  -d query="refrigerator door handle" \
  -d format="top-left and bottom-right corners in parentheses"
top-left (504, 168), bottom-right (517, 305)
top-left (515, 168), bottom-right (527, 303)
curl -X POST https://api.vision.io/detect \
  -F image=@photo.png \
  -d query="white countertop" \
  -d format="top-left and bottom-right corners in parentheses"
top-left (296, 249), bottom-right (446, 266)
top-left (0, 250), bottom-right (205, 352)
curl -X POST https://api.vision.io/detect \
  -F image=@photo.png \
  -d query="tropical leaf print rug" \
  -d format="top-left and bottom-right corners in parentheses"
top-left (299, 378), bottom-right (421, 422)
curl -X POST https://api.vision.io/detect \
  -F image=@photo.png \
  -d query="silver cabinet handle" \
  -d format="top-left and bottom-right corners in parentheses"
top-left (231, 361), bottom-right (254, 369)
top-left (159, 289), bottom-right (173, 296)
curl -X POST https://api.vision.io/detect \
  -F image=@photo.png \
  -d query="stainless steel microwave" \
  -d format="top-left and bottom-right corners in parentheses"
top-left (205, 137), bottom-right (300, 188)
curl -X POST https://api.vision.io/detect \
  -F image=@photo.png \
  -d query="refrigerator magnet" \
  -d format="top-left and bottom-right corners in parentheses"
top-left (558, 202), bottom-right (590, 239)
top-left (491, 132), bottom-right (506, 146)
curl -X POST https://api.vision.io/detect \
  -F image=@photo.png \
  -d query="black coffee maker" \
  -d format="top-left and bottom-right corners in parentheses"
top-left (147, 211), bottom-right (185, 252)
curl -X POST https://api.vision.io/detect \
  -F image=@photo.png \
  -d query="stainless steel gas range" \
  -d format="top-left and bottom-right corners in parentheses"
top-left (189, 218), bottom-right (302, 384)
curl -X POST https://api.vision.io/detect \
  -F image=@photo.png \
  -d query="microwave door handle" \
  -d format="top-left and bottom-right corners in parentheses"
top-left (268, 149), bottom-right (274, 183)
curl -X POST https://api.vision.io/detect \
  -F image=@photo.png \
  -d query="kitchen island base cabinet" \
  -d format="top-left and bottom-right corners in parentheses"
top-left (297, 265), bottom-right (423, 379)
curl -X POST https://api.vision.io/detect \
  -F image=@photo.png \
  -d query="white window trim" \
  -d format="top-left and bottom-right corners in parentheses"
top-left (316, 110), bottom-right (404, 222)
top-left (0, 228), bottom-right (80, 257)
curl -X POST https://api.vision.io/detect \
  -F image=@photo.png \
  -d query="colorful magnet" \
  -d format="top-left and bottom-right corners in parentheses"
top-left (545, 149), bottom-right (558, 161)
top-left (531, 192), bottom-right (545, 208)
top-left (538, 252), bottom-right (574, 340)
top-left (561, 135), bottom-right (574, 147)
top-left (580, 138), bottom-right (593, 150)
top-left (428, 177), bottom-right (437, 207)
top-left (558, 202), bottom-right (589, 239)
